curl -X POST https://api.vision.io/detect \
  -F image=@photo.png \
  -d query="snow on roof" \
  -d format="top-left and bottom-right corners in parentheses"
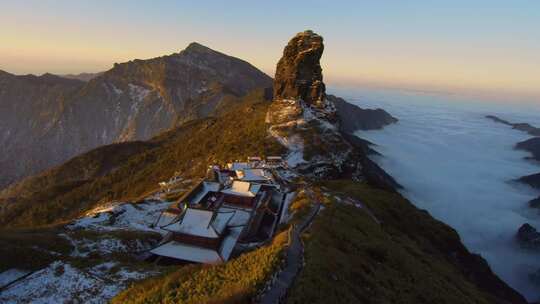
top-left (150, 241), bottom-right (223, 263)
top-left (221, 181), bottom-right (261, 197)
top-left (163, 208), bottom-right (217, 237)
top-left (153, 210), bottom-right (249, 264)
top-left (155, 212), bottom-right (178, 228)
top-left (236, 169), bottom-right (272, 182)
top-left (218, 206), bottom-right (252, 226)
top-left (163, 208), bottom-right (233, 237)
top-left (220, 227), bottom-right (243, 261)
top-left (212, 211), bottom-right (235, 234)
top-left (228, 162), bottom-right (250, 171)
top-left (189, 181), bottom-right (221, 205)
top-left (151, 225), bottom-right (244, 263)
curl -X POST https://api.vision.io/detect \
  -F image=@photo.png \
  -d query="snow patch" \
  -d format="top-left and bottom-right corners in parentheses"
top-left (110, 83), bottom-right (123, 95)
top-left (67, 201), bottom-right (171, 234)
top-left (0, 269), bottom-right (30, 288)
top-left (285, 149), bottom-right (306, 168)
top-left (128, 83), bottom-right (150, 102)
top-left (0, 261), bottom-right (155, 304)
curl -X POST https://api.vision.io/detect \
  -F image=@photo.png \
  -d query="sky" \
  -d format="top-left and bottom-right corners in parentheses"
top-left (1, 1), bottom-right (539, 99)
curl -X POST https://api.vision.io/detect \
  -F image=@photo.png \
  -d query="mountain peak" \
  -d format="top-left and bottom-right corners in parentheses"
top-left (184, 42), bottom-right (215, 53)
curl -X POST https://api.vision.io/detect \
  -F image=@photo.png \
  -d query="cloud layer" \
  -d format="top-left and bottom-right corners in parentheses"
top-left (337, 87), bottom-right (540, 301)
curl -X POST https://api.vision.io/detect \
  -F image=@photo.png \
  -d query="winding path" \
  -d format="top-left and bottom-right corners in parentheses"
top-left (259, 189), bottom-right (321, 304)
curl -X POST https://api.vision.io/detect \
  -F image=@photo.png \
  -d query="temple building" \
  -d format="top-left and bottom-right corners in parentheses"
top-left (150, 157), bottom-right (286, 264)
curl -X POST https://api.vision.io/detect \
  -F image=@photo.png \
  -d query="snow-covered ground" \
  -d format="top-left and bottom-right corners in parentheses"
top-left (67, 200), bottom-right (171, 234)
top-left (0, 269), bottom-right (30, 288)
top-left (2, 199), bottom-right (173, 303)
top-left (267, 99), bottom-right (308, 168)
top-left (0, 261), bottom-right (157, 304)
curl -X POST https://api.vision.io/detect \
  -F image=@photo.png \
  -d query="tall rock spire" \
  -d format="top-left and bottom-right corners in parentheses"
top-left (273, 30), bottom-right (326, 107)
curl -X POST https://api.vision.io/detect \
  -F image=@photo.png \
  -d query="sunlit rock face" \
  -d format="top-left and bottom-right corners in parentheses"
top-left (267, 30), bottom-right (350, 177)
top-left (267, 30), bottom-right (399, 189)
top-left (273, 30), bottom-right (326, 108)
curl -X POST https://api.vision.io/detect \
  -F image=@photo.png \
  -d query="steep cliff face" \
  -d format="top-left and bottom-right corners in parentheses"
top-left (0, 73), bottom-right (85, 189)
top-left (330, 94), bottom-right (398, 133)
top-left (516, 137), bottom-right (540, 162)
top-left (273, 30), bottom-right (326, 107)
top-left (0, 43), bottom-right (271, 189)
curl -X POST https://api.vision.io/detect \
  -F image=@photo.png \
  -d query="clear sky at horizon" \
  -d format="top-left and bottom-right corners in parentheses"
top-left (1, 1), bottom-right (539, 98)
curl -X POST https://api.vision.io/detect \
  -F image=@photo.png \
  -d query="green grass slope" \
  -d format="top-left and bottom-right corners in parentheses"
top-left (286, 180), bottom-right (526, 304)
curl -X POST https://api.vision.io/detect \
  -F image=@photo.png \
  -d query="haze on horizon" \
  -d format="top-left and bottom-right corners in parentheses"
top-left (1, 0), bottom-right (539, 99)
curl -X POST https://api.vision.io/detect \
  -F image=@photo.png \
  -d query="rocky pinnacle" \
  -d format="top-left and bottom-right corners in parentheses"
top-left (273, 30), bottom-right (326, 107)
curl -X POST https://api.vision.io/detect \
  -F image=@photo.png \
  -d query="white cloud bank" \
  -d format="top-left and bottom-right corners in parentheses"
top-left (332, 87), bottom-right (540, 302)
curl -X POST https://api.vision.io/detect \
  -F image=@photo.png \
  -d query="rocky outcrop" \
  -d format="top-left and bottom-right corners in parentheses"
top-left (268, 31), bottom-right (351, 178)
top-left (0, 43), bottom-right (271, 189)
top-left (268, 30), bottom-right (401, 191)
top-left (529, 196), bottom-right (540, 209)
top-left (487, 116), bottom-right (540, 211)
top-left (486, 115), bottom-right (540, 136)
top-left (517, 172), bottom-right (540, 189)
top-left (61, 72), bottom-right (103, 82)
top-left (517, 223), bottom-right (540, 250)
top-left (529, 269), bottom-right (540, 286)
top-left (329, 94), bottom-right (398, 133)
top-left (273, 30), bottom-right (326, 108)
top-left (516, 137), bottom-right (540, 162)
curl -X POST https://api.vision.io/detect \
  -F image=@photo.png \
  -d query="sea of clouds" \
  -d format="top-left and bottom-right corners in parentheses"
top-left (331, 87), bottom-right (540, 301)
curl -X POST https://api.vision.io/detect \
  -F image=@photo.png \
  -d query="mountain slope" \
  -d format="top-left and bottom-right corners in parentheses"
top-left (0, 43), bottom-right (271, 189)
top-left (61, 72), bottom-right (103, 82)
top-left (286, 181), bottom-right (526, 304)
top-left (516, 137), bottom-right (540, 162)
top-left (330, 94), bottom-right (398, 133)
top-left (0, 89), bottom-right (283, 228)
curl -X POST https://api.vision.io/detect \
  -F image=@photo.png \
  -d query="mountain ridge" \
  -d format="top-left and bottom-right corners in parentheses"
top-left (0, 42), bottom-right (272, 189)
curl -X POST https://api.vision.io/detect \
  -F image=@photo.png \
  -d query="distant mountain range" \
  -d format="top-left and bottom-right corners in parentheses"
top-left (486, 115), bottom-right (540, 209)
top-left (61, 72), bottom-right (103, 82)
top-left (0, 43), bottom-right (271, 189)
